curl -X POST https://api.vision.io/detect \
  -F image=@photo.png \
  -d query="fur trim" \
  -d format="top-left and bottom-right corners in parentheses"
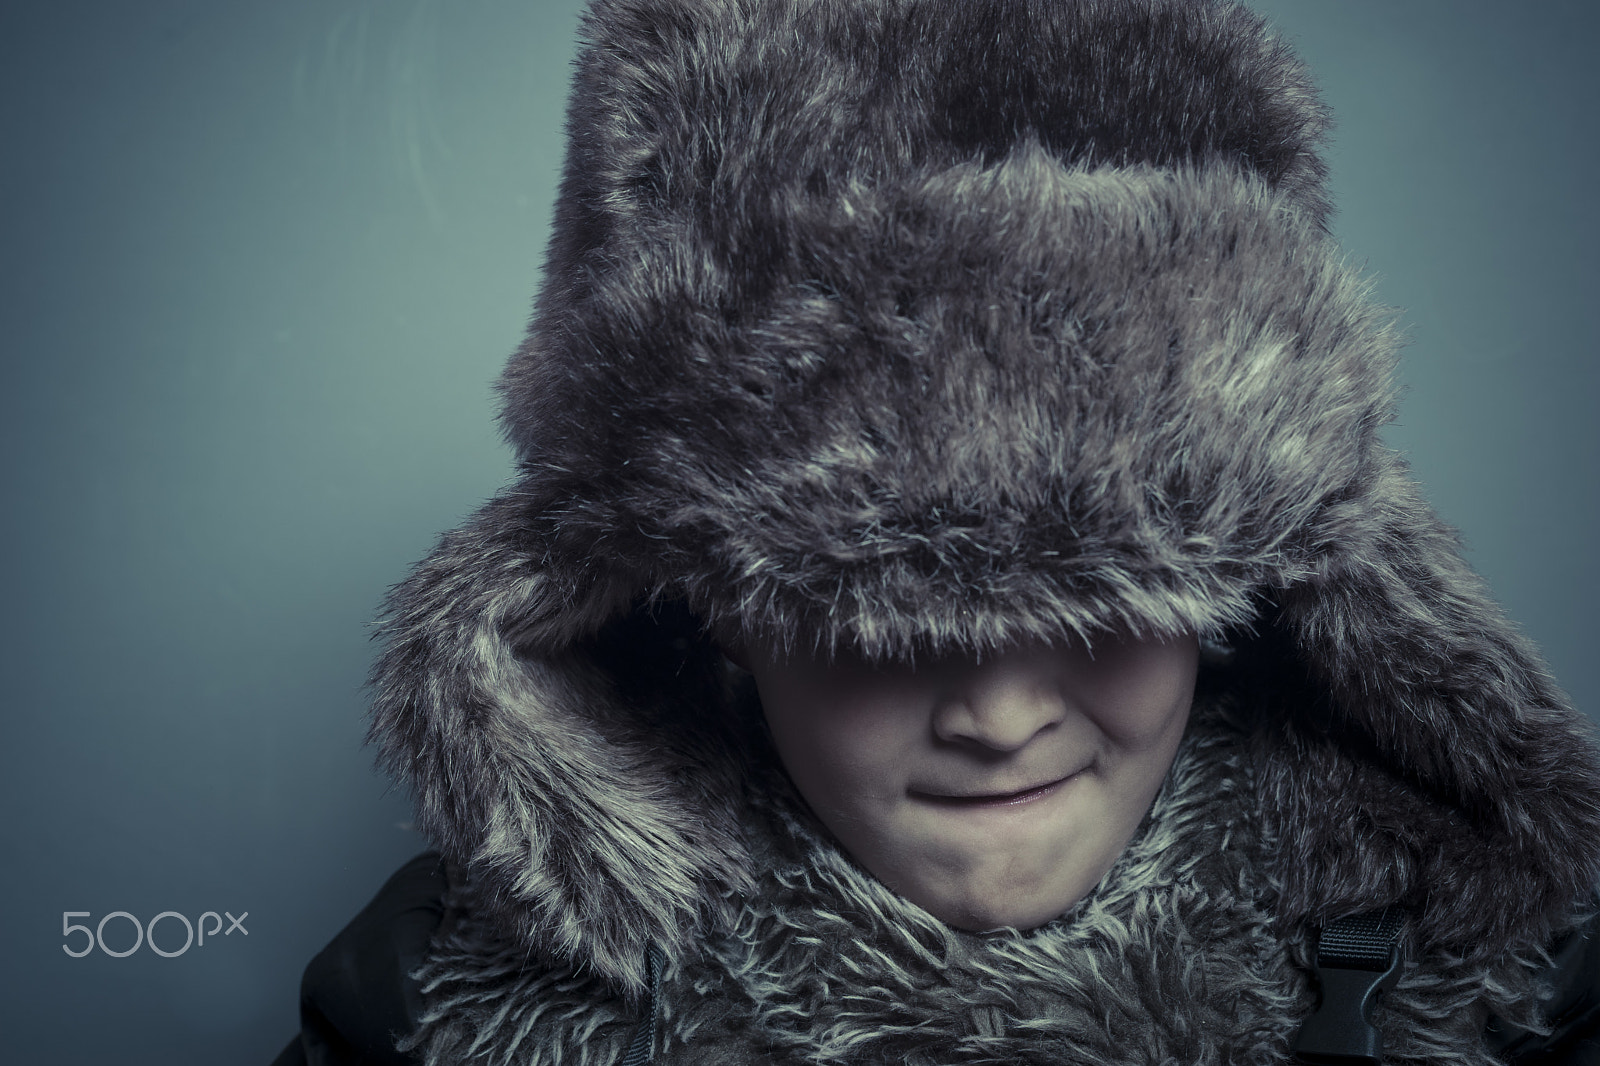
top-left (1256, 449), bottom-right (1600, 955)
top-left (401, 701), bottom-right (1555, 1065)
top-left (674, 700), bottom-right (1304, 1065)
top-left (398, 868), bottom-right (638, 1066)
top-left (367, 0), bottom-right (1600, 1001)
top-left (369, 492), bottom-right (756, 991)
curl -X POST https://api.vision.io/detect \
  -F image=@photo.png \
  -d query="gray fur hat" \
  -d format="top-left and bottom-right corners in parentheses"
top-left (369, 0), bottom-right (1600, 993)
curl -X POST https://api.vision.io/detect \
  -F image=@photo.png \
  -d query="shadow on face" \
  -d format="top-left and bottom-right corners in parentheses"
top-left (733, 633), bottom-right (1200, 931)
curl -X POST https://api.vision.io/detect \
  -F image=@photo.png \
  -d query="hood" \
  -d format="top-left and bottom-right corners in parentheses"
top-left (368, 0), bottom-right (1600, 995)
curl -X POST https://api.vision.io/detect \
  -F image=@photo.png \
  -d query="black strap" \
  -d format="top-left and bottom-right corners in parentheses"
top-left (620, 943), bottom-right (664, 1066)
top-left (1291, 906), bottom-right (1408, 1066)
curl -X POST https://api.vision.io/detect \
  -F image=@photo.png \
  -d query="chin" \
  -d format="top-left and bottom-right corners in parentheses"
top-left (938, 899), bottom-right (1071, 933)
top-left (919, 875), bottom-right (1084, 933)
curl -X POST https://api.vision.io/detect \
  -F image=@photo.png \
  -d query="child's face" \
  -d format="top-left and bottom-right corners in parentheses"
top-left (741, 633), bottom-right (1198, 932)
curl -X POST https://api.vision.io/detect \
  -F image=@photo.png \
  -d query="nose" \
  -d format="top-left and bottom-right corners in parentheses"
top-left (930, 652), bottom-right (1067, 753)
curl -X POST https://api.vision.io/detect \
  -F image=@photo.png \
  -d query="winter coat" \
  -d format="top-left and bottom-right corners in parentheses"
top-left (276, 0), bottom-right (1600, 1062)
top-left (275, 699), bottom-right (1600, 1065)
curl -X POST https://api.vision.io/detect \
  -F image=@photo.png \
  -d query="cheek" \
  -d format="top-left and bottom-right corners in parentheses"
top-left (759, 675), bottom-right (920, 807)
top-left (1079, 640), bottom-right (1199, 746)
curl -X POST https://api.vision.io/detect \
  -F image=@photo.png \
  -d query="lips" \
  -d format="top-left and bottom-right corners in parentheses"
top-left (909, 771), bottom-right (1081, 809)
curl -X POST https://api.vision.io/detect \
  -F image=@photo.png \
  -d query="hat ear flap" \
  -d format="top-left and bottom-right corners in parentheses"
top-left (1259, 449), bottom-right (1600, 954)
top-left (366, 489), bottom-right (753, 994)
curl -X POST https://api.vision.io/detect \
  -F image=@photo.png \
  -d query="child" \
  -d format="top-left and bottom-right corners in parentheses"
top-left (277, 0), bottom-right (1600, 1063)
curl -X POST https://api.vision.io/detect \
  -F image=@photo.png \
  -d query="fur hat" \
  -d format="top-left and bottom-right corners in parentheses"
top-left (369, 0), bottom-right (1600, 993)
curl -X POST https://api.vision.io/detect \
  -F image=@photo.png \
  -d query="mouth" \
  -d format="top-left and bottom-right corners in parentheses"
top-left (909, 771), bottom-right (1082, 810)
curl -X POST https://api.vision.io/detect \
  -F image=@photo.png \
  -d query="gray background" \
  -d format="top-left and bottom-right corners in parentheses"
top-left (0, 1), bottom-right (1593, 1062)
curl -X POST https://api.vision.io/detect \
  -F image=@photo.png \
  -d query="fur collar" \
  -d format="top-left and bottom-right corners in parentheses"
top-left (401, 698), bottom-right (1553, 1065)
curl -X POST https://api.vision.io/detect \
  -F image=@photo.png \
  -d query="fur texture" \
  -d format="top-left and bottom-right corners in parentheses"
top-left (366, 0), bottom-right (1600, 1058)
top-left (402, 698), bottom-right (1553, 1065)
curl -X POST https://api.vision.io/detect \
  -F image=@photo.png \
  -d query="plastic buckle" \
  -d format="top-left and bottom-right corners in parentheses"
top-left (1291, 939), bottom-right (1405, 1066)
